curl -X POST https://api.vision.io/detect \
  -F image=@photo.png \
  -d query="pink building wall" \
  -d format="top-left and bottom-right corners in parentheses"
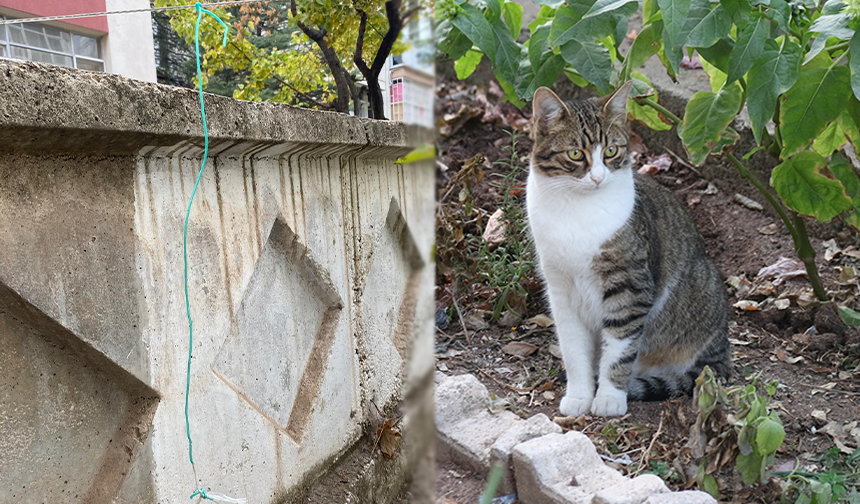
top-left (0, 0), bottom-right (108, 33)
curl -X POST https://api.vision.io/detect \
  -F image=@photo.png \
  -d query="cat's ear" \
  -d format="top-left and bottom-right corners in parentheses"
top-left (600, 81), bottom-right (632, 122)
top-left (533, 87), bottom-right (568, 133)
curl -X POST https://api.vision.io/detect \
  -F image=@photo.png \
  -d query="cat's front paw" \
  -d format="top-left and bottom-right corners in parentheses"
top-left (591, 387), bottom-right (627, 416)
top-left (559, 393), bottom-right (593, 417)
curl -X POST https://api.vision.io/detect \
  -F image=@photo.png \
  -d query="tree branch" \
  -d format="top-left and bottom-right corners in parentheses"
top-left (353, 9), bottom-right (371, 76)
top-left (228, 40), bottom-right (333, 109)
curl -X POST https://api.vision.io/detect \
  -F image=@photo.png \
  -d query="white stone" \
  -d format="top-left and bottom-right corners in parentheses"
top-left (642, 490), bottom-right (718, 504)
top-left (435, 374), bottom-right (523, 473)
top-left (490, 413), bottom-right (563, 494)
top-left (512, 431), bottom-right (623, 504)
top-left (591, 474), bottom-right (670, 504)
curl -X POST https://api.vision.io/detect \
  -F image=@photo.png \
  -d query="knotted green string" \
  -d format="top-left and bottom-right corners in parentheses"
top-left (185, 2), bottom-right (229, 500)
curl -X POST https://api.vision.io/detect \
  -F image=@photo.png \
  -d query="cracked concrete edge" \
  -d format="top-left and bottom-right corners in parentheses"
top-left (0, 60), bottom-right (432, 157)
top-left (436, 373), bottom-right (718, 504)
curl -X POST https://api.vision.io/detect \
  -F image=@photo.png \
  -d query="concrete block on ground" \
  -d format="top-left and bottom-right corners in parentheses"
top-left (591, 474), bottom-right (669, 504)
top-left (435, 373), bottom-right (523, 473)
top-left (643, 490), bottom-right (718, 504)
top-left (490, 413), bottom-right (562, 495)
top-left (512, 431), bottom-right (624, 504)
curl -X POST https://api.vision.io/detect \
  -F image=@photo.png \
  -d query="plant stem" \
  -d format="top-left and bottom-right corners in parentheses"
top-left (826, 41), bottom-right (850, 54)
top-left (637, 97), bottom-right (682, 125)
top-left (726, 153), bottom-right (828, 301)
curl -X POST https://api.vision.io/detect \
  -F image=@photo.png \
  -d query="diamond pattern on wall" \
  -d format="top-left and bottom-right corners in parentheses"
top-left (212, 216), bottom-right (342, 444)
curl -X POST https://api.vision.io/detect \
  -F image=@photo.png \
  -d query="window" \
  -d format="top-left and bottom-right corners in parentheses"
top-left (0, 15), bottom-right (104, 71)
top-left (389, 76), bottom-right (433, 127)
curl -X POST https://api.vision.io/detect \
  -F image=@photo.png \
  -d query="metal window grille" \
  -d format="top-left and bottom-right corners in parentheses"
top-left (0, 14), bottom-right (104, 71)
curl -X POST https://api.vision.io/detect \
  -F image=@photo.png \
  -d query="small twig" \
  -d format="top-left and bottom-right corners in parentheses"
top-left (634, 416), bottom-right (664, 476)
top-left (451, 290), bottom-right (470, 343)
top-left (477, 368), bottom-right (506, 388)
top-left (799, 383), bottom-right (860, 395)
top-left (662, 146), bottom-right (703, 177)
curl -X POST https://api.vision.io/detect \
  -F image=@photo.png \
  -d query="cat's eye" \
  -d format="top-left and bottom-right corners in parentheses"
top-left (567, 149), bottom-right (584, 161)
top-left (604, 145), bottom-right (618, 158)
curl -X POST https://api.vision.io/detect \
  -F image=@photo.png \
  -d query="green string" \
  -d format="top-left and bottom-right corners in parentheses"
top-left (185, 2), bottom-right (229, 499)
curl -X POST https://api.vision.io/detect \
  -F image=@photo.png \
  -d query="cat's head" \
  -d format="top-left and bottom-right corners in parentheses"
top-left (530, 82), bottom-right (632, 190)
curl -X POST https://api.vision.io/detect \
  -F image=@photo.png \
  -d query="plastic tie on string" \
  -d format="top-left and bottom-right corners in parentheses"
top-left (185, 4), bottom-right (243, 504)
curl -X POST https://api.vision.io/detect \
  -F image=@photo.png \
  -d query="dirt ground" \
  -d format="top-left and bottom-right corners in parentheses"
top-left (433, 66), bottom-right (860, 504)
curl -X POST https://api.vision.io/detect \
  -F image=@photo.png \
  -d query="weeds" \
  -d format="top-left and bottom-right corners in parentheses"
top-left (777, 446), bottom-right (860, 503)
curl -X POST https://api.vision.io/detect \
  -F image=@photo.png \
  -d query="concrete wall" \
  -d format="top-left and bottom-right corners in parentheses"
top-left (0, 60), bottom-right (435, 504)
top-left (103, 0), bottom-right (157, 82)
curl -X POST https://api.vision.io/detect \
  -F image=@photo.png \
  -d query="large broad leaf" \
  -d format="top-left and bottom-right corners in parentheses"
top-left (771, 151), bottom-right (853, 221)
top-left (528, 5), bottom-right (557, 33)
top-left (726, 12), bottom-right (770, 84)
top-left (697, 37), bottom-right (734, 74)
top-left (452, 4), bottom-right (496, 60)
top-left (780, 64), bottom-right (851, 157)
top-left (756, 415), bottom-right (785, 455)
top-left (490, 23), bottom-right (525, 86)
top-left (681, 82), bottom-right (743, 165)
top-left (657, 0), bottom-right (692, 74)
top-left (720, 0), bottom-right (751, 27)
top-left (628, 72), bottom-right (673, 130)
top-left (851, 31), bottom-right (860, 101)
top-left (455, 49), bottom-right (483, 79)
top-left (838, 305), bottom-right (860, 326)
top-left (806, 12), bottom-right (854, 63)
top-left (746, 37), bottom-right (801, 144)
top-left (502, 1), bottom-right (524, 39)
top-left (700, 56), bottom-right (727, 92)
top-left (560, 39), bottom-right (613, 91)
top-left (735, 451), bottom-right (766, 485)
top-left (438, 23), bottom-right (473, 61)
top-left (522, 54), bottom-right (566, 98)
top-left (494, 70), bottom-right (526, 107)
top-left (812, 119), bottom-right (847, 156)
top-left (529, 24), bottom-right (553, 70)
top-left (829, 152), bottom-right (860, 229)
top-left (582, 0), bottom-right (638, 19)
top-left (683, 0), bottom-right (732, 49)
top-left (550, 0), bottom-right (636, 46)
top-left (619, 20), bottom-right (662, 83)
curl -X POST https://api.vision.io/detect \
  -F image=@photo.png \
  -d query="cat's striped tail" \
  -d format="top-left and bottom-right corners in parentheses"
top-left (628, 335), bottom-right (731, 401)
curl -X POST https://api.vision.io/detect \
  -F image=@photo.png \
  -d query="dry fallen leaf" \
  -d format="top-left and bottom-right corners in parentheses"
top-left (733, 300), bottom-right (761, 311)
top-left (543, 391), bottom-right (556, 400)
top-left (757, 256), bottom-right (808, 286)
top-left (528, 313), bottom-right (555, 328)
top-left (811, 410), bottom-right (828, 423)
top-left (482, 208), bottom-right (506, 246)
top-left (376, 418), bottom-right (402, 459)
top-left (733, 193), bottom-right (764, 211)
top-left (502, 341), bottom-right (539, 357)
top-left (758, 223), bottom-right (779, 235)
top-left (548, 344), bottom-right (563, 359)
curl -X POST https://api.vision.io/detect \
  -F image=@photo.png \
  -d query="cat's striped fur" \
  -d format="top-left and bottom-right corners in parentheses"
top-left (526, 84), bottom-right (730, 417)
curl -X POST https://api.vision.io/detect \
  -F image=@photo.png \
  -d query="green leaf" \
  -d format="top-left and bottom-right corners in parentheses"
top-left (830, 152), bottom-right (860, 208)
top-left (455, 49), bottom-right (483, 79)
top-left (643, 0), bottom-right (660, 24)
top-left (681, 82), bottom-right (743, 166)
top-left (494, 71), bottom-right (526, 107)
top-left (735, 451), bottom-right (765, 485)
top-left (756, 416), bottom-right (785, 455)
top-left (697, 37), bottom-right (734, 74)
top-left (812, 120), bottom-right (847, 157)
top-left (523, 54), bottom-right (566, 98)
top-left (550, 0), bottom-right (636, 46)
top-left (683, 0), bottom-right (732, 49)
top-left (560, 39), bottom-right (613, 91)
top-left (529, 24), bottom-right (553, 70)
top-left (726, 12), bottom-right (770, 84)
top-left (810, 480), bottom-right (833, 504)
top-left (657, 0), bottom-right (692, 73)
top-left (850, 31), bottom-right (860, 101)
top-left (549, 1), bottom-right (591, 46)
top-left (564, 68), bottom-right (590, 87)
top-left (452, 4), bottom-right (497, 61)
top-left (771, 151), bottom-right (853, 221)
top-left (702, 473), bottom-right (720, 498)
top-left (700, 56), bottom-right (727, 92)
top-left (502, 1), bottom-right (524, 39)
top-left (806, 12), bottom-right (854, 63)
top-left (720, 0), bottom-right (751, 27)
top-left (438, 24), bottom-right (473, 61)
top-left (628, 72), bottom-right (673, 130)
top-left (582, 0), bottom-right (638, 19)
top-left (528, 5), bottom-right (557, 33)
top-left (746, 37), bottom-right (801, 144)
top-left (766, 0), bottom-right (790, 32)
top-left (780, 64), bottom-right (851, 157)
top-left (490, 23), bottom-right (525, 86)
top-left (619, 20), bottom-right (662, 83)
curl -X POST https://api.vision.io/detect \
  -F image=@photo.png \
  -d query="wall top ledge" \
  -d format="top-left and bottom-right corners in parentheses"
top-left (0, 61), bottom-right (431, 156)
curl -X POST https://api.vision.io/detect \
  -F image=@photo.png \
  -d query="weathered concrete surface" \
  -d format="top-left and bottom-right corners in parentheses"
top-left (435, 373), bottom-right (524, 474)
top-left (643, 491), bottom-right (718, 504)
top-left (0, 60), bottom-right (434, 504)
top-left (490, 413), bottom-right (562, 495)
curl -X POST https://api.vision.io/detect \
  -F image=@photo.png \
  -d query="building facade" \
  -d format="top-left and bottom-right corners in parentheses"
top-left (0, 0), bottom-right (156, 82)
top-left (386, 12), bottom-right (434, 127)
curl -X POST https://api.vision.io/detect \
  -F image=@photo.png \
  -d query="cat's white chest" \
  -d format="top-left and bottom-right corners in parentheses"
top-left (526, 169), bottom-right (636, 270)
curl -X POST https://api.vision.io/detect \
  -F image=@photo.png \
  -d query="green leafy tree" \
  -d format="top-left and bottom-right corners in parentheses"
top-left (157, 0), bottom-right (422, 117)
top-left (437, 0), bottom-right (860, 309)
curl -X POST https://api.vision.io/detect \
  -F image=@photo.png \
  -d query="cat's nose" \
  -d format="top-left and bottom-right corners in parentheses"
top-left (591, 174), bottom-right (604, 186)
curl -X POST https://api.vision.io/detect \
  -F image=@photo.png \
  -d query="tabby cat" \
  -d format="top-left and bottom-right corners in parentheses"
top-left (526, 83), bottom-right (731, 417)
